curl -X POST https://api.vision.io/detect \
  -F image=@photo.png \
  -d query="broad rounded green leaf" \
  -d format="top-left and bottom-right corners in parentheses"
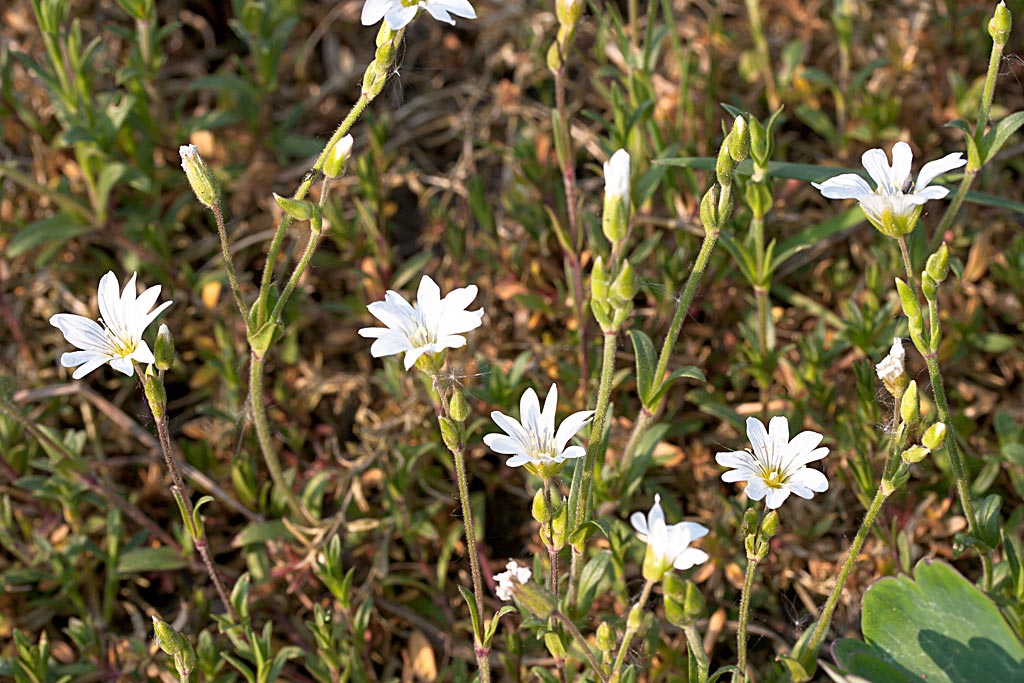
top-left (834, 560), bottom-right (1024, 682)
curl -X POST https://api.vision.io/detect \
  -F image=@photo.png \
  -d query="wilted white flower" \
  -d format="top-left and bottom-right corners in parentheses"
top-left (494, 560), bottom-right (532, 601)
top-left (358, 275), bottom-right (483, 371)
top-left (483, 384), bottom-right (594, 477)
top-left (361, 0), bottom-right (476, 29)
top-left (875, 337), bottom-right (906, 385)
top-left (604, 148), bottom-right (631, 200)
top-left (178, 144), bottom-right (219, 209)
top-left (324, 134), bottom-right (354, 179)
top-left (49, 272), bottom-right (173, 379)
top-left (630, 494), bottom-right (709, 581)
top-left (812, 142), bottom-right (966, 237)
top-left (715, 416), bottom-right (829, 510)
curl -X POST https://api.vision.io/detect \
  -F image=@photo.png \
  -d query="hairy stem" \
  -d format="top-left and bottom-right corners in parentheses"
top-left (552, 610), bottom-right (609, 683)
top-left (212, 202), bottom-right (250, 328)
top-left (609, 579), bottom-right (654, 683)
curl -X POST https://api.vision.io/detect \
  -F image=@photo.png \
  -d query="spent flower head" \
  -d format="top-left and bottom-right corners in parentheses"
top-left (178, 144), bottom-right (219, 209)
top-left (361, 0), bottom-right (476, 29)
top-left (483, 384), bottom-right (594, 478)
top-left (358, 275), bottom-right (483, 371)
top-left (875, 337), bottom-right (907, 396)
top-left (50, 272), bottom-right (172, 379)
top-left (630, 494), bottom-right (709, 582)
top-left (494, 560), bottom-right (532, 601)
top-left (812, 142), bottom-right (966, 237)
top-left (715, 416), bottom-right (829, 510)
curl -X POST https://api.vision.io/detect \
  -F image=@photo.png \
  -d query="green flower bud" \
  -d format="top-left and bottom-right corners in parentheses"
top-left (611, 260), bottom-right (638, 305)
top-left (901, 445), bottom-right (930, 464)
top-left (926, 243), bottom-right (951, 283)
top-left (323, 134), bottom-right (354, 179)
top-left (546, 42), bottom-right (564, 72)
top-left (438, 416), bottom-right (461, 452)
top-left (922, 422), bottom-right (948, 451)
top-left (989, 1), bottom-right (1012, 45)
top-left (375, 21), bottom-right (398, 48)
top-left (626, 602), bottom-right (644, 631)
top-left (153, 616), bottom-right (196, 682)
top-left (273, 194), bottom-right (315, 222)
top-left (178, 145), bottom-right (220, 210)
top-left (716, 133), bottom-right (736, 186)
top-left (532, 488), bottom-right (554, 523)
top-left (895, 278), bottom-right (924, 341)
top-left (742, 507), bottom-right (759, 536)
top-left (449, 390), bottom-right (469, 422)
top-left (921, 272), bottom-right (938, 302)
top-left (900, 380), bottom-right (920, 426)
top-left (557, 0), bottom-right (584, 28)
top-left (596, 622), bottom-right (615, 651)
top-left (700, 185), bottom-right (721, 233)
top-left (729, 115), bottom-right (750, 162)
top-left (760, 510), bottom-right (779, 539)
top-left (154, 324), bottom-right (174, 372)
top-left (550, 499), bottom-right (568, 551)
top-left (414, 351), bottom-right (446, 374)
top-left (143, 371), bottom-right (166, 421)
top-left (663, 574), bottom-right (705, 628)
top-left (591, 256), bottom-right (610, 305)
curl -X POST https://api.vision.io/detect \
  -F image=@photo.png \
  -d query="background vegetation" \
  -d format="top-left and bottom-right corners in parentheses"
top-left (1, 0), bottom-right (1022, 681)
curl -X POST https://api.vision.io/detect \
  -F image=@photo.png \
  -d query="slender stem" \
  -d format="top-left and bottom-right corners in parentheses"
top-left (570, 332), bottom-right (618, 532)
top-left (268, 219), bottom-right (323, 325)
top-left (897, 236), bottom-right (917, 292)
top-left (620, 229), bottom-right (720, 466)
top-left (544, 477), bottom-right (559, 601)
top-left (552, 611), bottom-right (609, 683)
top-left (803, 484), bottom-right (889, 661)
top-left (249, 352), bottom-right (316, 525)
top-left (931, 170), bottom-right (976, 251)
top-left (609, 579), bottom-right (654, 683)
top-left (975, 35), bottom-right (1005, 135)
top-left (256, 86), bottom-right (375, 325)
top-left (683, 623), bottom-right (709, 683)
top-left (733, 552), bottom-right (760, 683)
top-left (212, 202), bottom-right (251, 328)
top-left (139, 370), bottom-right (239, 622)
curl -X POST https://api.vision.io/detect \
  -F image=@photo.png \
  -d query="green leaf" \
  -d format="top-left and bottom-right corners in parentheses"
top-left (457, 585), bottom-right (483, 642)
top-left (834, 560), bottom-right (1024, 683)
top-left (979, 110), bottom-right (1024, 165)
top-left (483, 605), bottom-right (516, 647)
top-left (231, 520), bottom-right (295, 548)
top-left (5, 215), bottom-right (91, 258)
top-left (191, 495), bottom-right (214, 541)
top-left (976, 494), bottom-right (1002, 550)
top-left (628, 329), bottom-right (657, 407)
top-left (116, 547), bottom-right (187, 573)
top-left (646, 365), bottom-right (706, 407)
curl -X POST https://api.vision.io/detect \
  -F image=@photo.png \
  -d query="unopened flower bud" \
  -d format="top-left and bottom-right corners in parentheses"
top-left (153, 616), bottom-right (196, 682)
top-left (663, 573), bottom-right (705, 627)
top-left (895, 278), bottom-right (924, 341)
top-left (700, 185), bottom-right (721, 233)
top-left (922, 422), bottom-right (948, 451)
top-left (494, 560), bottom-right (555, 619)
top-left (729, 116), bottom-right (750, 162)
top-left (532, 488), bottom-right (554, 523)
top-left (921, 272), bottom-right (938, 302)
top-left (989, 1), bottom-right (1012, 45)
top-left (602, 149), bottom-right (631, 244)
top-left (901, 445), bottom-right (930, 464)
top-left (626, 601), bottom-right (644, 631)
top-left (926, 243), bottom-right (950, 283)
top-left (611, 259), bottom-right (638, 304)
top-left (716, 133), bottom-right (736, 186)
top-left (274, 193), bottom-right (315, 222)
top-left (900, 380), bottom-right (920, 426)
top-left (556, 0), bottom-right (584, 28)
top-left (179, 144), bottom-right (219, 210)
top-left (154, 324), bottom-right (174, 372)
top-left (742, 507), bottom-right (759, 536)
top-left (143, 370), bottom-right (167, 421)
top-left (449, 390), bottom-right (469, 422)
top-left (439, 416), bottom-right (461, 452)
top-left (596, 622), bottom-right (615, 651)
top-left (760, 510), bottom-right (779, 539)
top-left (323, 134), bottom-right (354, 179)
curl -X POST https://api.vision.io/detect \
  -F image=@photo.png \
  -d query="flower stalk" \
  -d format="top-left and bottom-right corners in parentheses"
top-left (608, 579), bottom-right (654, 683)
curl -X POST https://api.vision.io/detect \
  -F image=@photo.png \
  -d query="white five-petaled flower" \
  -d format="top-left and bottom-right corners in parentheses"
top-left (483, 384), bottom-right (594, 478)
top-left (875, 337), bottom-right (906, 385)
top-left (630, 494), bottom-right (709, 581)
top-left (812, 142), bottom-right (966, 237)
top-left (494, 560), bottom-right (532, 601)
top-left (715, 416), bottom-right (830, 510)
top-left (361, 0), bottom-right (476, 29)
top-left (604, 149), bottom-right (631, 200)
top-left (358, 275), bottom-right (483, 371)
top-left (49, 272), bottom-right (173, 379)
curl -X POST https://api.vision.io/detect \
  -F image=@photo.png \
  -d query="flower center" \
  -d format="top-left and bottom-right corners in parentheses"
top-left (408, 324), bottom-right (435, 348)
top-left (400, 0), bottom-right (422, 7)
top-left (760, 467), bottom-right (786, 489)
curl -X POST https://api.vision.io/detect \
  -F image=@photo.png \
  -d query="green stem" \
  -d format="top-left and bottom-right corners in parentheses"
top-left (802, 483), bottom-right (889, 663)
top-left (248, 352), bottom-right (316, 525)
top-left (552, 611), bottom-right (609, 683)
top-left (975, 34), bottom-right (1005, 135)
top-left (733, 552), bottom-right (760, 683)
top-left (620, 229), bottom-right (720, 466)
top-left (609, 579), bottom-right (654, 683)
top-left (268, 218), bottom-right (323, 325)
top-left (545, 477), bottom-right (559, 601)
top-left (212, 202), bottom-right (251, 329)
top-left (683, 623), bottom-right (709, 683)
top-left (930, 170), bottom-right (976, 252)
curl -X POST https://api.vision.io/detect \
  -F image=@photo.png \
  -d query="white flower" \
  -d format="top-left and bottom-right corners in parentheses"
top-left (715, 416), bottom-right (830, 510)
top-left (812, 142), bottom-right (966, 237)
top-left (494, 560), bottom-right (531, 601)
top-left (875, 337), bottom-right (906, 385)
top-left (49, 272), bottom-right (173, 379)
top-left (604, 149), bottom-right (630, 200)
top-left (483, 384), bottom-right (594, 477)
top-left (358, 275), bottom-right (483, 370)
top-left (630, 494), bottom-right (709, 581)
top-left (361, 0), bottom-right (476, 29)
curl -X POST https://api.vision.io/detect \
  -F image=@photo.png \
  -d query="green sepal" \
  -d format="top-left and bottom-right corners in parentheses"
top-left (457, 585), bottom-right (484, 643)
top-left (247, 321), bottom-right (282, 356)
